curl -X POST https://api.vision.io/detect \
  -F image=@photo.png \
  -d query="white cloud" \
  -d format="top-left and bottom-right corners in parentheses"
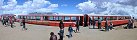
top-left (134, 6), bottom-right (137, 14)
top-left (47, 4), bottom-right (58, 9)
top-left (76, 1), bottom-right (96, 12)
top-left (0, 0), bottom-right (58, 15)
top-left (77, 0), bottom-right (137, 18)
top-left (0, 0), bottom-right (4, 6)
top-left (101, 2), bottom-right (135, 15)
top-left (61, 4), bottom-right (68, 7)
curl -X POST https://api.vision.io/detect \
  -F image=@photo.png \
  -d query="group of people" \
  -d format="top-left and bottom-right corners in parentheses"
top-left (126, 17), bottom-right (135, 29)
top-left (90, 17), bottom-right (114, 31)
top-left (91, 17), bottom-right (136, 31)
top-left (1, 16), bottom-right (15, 28)
top-left (1, 16), bottom-right (27, 30)
top-left (50, 19), bottom-right (80, 40)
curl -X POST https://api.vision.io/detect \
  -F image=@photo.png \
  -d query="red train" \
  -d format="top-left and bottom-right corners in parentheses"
top-left (0, 14), bottom-right (16, 21)
top-left (16, 13), bottom-right (131, 27)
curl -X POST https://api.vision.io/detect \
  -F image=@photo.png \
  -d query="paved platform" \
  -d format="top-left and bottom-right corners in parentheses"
top-left (0, 22), bottom-right (137, 40)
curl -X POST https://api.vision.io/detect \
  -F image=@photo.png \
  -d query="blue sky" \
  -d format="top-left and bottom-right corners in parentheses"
top-left (0, 0), bottom-right (137, 18)
top-left (1, 0), bottom-right (87, 14)
top-left (47, 0), bottom-right (87, 14)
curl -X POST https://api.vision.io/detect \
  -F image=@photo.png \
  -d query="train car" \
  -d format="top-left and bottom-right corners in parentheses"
top-left (18, 14), bottom-right (84, 27)
top-left (87, 14), bottom-right (131, 27)
top-left (0, 14), bottom-right (16, 21)
top-left (17, 14), bottom-right (131, 27)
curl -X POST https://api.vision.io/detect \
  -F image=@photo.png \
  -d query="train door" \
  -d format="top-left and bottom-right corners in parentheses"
top-left (44, 16), bottom-right (48, 20)
top-left (84, 14), bottom-right (88, 27)
top-left (79, 16), bottom-right (83, 26)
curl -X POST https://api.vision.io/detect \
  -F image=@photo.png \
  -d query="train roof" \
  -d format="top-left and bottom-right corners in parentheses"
top-left (18, 14), bottom-right (84, 16)
top-left (18, 14), bottom-right (131, 17)
top-left (88, 14), bottom-right (131, 17)
top-left (0, 14), bottom-right (16, 16)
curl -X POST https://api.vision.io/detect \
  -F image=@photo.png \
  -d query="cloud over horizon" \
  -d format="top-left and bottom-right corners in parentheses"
top-left (76, 0), bottom-right (137, 18)
top-left (0, 0), bottom-right (58, 15)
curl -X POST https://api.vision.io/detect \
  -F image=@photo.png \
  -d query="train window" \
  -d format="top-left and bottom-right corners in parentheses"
top-left (65, 16), bottom-right (70, 20)
top-left (31, 16), bottom-right (35, 20)
top-left (94, 17), bottom-right (98, 21)
top-left (54, 16), bottom-right (58, 20)
top-left (24, 16), bottom-right (26, 18)
top-left (118, 17), bottom-right (121, 20)
top-left (28, 16), bottom-right (31, 20)
top-left (36, 16), bottom-right (40, 20)
top-left (21, 16), bottom-right (23, 19)
top-left (109, 17), bottom-right (117, 20)
top-left (58, 16), bottom-right (62, 20)
top-left (71, 17), bottom-right (76, 20)
top-left (125, 17), bottom-right (130, 19)
top-left (49, 16), bottom-right (54, 20)
top-left (113, 17), bottom-right (117, 20)
top-left (94, 17), bottom-right (103, 21)
top-left (100, 17), bottom-right (103, 21)
top-left (18, 16), bottom-right (21, 19)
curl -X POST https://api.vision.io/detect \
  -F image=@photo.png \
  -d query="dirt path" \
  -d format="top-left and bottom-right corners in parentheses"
top-left (0, 22), bottom-right (137, 40)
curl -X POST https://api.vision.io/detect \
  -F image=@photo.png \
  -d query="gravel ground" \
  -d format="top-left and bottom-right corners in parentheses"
top-left (0, 22), bottom-right (137, 40)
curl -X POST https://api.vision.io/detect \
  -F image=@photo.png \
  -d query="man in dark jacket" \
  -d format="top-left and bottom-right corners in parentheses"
top-left (22, 17), bottom-right (27, 30)
top-left (76, 20), bottom-right (80, 33)
top-left (59, 19), bottom-right (64, 29)
top-left (93, 19), bottom-right (96, 29)
top-left (98, 17), bottom-right (102, 29)
top-left (58, 19), bottom-right (64, 40)
top-left (1, 17), bottom-right (5, 25)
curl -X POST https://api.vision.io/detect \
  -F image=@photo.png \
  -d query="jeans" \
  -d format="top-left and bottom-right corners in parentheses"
top-left (69, 32), bottom-right (72, 37)
top-left (76, 27), bottom-right (79, 32)
top-left (59, 29), bottom-right (64, 40)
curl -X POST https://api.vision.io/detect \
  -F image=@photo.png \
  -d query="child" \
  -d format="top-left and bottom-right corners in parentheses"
top-left (109, 21), bottom-right (113, 30)
top-left (50, 32), bottom-right (57, 40)
top-left (68, 25), bottom-right (73, 38)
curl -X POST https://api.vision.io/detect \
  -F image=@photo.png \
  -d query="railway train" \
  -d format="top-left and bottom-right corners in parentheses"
top-left (0, 13), bottom-right (131, 27)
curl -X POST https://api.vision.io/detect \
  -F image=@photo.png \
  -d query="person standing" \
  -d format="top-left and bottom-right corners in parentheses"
top-left (1, 17), bottom-right (5, 25)
top-left (59, 19), bottom-right (64, 30)
top-left (9, 16), bottom-right (13, 28)
top-left (105, 18), bottom-right (109, 31)
top-left (59, 19), bottom-right (64, 40)
top-left (131, 17), bottom-right (135, 28)
top-left (3, 17), bottom-right (6, 26)
top-left (22, 16), bottom-right (27, 30)
top-left (50, 32), bottom-right (57, 40)
top-left (98, 17), bottom-right (102, 29)
top-left (76, 20), bottom-right (80, 33)
top-left (93, 19), bottom-right (96, 29)
top-left (127, 19), bottom-right (132, 29)
top-left (5, 17), bottom-right (8, 26)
